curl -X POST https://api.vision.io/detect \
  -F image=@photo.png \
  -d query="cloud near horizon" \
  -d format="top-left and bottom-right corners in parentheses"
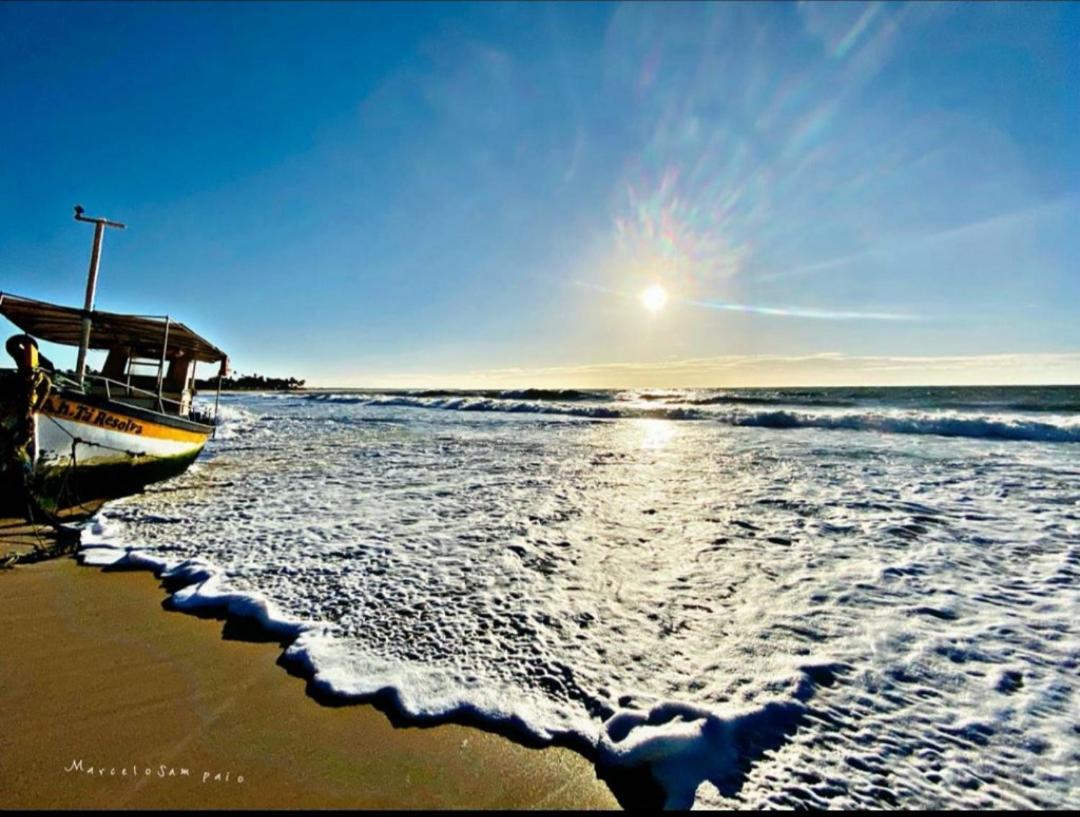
top-left (325, 352), bottom-right (1080, 390)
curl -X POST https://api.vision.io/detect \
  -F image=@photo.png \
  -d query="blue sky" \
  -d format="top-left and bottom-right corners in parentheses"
top-left (1, 1), bottom-right (1077, 386)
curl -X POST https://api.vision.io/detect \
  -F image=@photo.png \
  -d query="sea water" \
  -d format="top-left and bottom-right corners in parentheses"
top-left (81, 387), bottom-right (1080, 808)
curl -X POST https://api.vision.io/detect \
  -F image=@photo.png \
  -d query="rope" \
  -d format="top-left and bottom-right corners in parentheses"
top-left (0, 382), bottom-right (68, 551)
top-left (1, 376), bottom-right (104, 555)
top-left (21, 412), bottom-right (159, 530)
top-left (3, 363), bottom-right (206, 566)
top-left (55, 436), bottom-right (99, 520)
top-left (0, 436), bottom-right (81, 569)
top-left (30, 399), bottom-right (194, 526)
top-left (0, 366), bottom-right (93, 561)
top-left (42, 413), bottom-right (155, 459)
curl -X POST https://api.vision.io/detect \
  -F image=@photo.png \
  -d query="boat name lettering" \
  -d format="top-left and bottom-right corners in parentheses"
top-left (91, 409), bottom-right (144, 435)
top-left (44, 397), bottom-right (144, 435)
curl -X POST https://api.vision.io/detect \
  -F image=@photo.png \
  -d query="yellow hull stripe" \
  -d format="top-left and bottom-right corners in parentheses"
top-left (39, 395), bottom-right (211, 444)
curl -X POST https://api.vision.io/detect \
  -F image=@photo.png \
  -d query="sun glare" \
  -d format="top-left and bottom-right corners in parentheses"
top-left (640, 284), bottom-right (668, 313)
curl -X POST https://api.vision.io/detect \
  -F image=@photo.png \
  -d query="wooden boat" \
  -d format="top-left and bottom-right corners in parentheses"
top-left (0, 208), bottom-right (227, 522)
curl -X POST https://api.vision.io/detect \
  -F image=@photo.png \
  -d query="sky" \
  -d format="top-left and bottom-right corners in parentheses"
top-left (1, 1), bottom-right (1077, 387)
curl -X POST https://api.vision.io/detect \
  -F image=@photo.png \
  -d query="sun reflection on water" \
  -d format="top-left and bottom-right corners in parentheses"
top-left (637, 417), bottom-right (678, 450)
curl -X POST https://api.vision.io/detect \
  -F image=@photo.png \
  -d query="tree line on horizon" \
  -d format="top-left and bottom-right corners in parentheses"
top-left (194, 372), bottom-right (306, 391)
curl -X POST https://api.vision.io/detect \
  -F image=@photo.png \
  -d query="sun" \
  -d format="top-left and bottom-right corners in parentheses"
top-left (640, 284), bottom-right (668, 313)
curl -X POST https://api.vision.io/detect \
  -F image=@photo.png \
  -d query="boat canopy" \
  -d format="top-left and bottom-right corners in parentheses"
top-left (0, 292), bottom-right (227, 364)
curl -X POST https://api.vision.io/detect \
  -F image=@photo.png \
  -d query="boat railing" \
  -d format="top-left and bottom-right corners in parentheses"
top-left (50, 369), bottom-right (193, 418)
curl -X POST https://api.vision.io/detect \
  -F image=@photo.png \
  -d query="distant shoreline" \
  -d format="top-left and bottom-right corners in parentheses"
top-left (278, 384), bottom-right (1080, 393)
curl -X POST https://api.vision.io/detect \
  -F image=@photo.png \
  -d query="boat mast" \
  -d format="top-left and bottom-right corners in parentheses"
top-left (73, 205), bottom-right (126, 385)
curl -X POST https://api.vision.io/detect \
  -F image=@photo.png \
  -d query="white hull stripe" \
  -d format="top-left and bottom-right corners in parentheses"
top-left (35, 413), bottom-right (205, 467)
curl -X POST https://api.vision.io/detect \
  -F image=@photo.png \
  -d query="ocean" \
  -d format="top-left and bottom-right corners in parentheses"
top-left (81, 386), bottom-right (1079, 808)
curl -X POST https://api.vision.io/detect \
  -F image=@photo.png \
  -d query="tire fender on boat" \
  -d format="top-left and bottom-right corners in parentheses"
top-left (6, 334), bottom-right (40, 371)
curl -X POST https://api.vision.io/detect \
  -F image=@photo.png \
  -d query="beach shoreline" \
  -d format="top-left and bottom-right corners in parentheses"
top-left (0, 540), bottom-right (619, 809)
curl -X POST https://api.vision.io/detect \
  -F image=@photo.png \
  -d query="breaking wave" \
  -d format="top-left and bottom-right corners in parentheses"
top-left (725, 408), bottom-right (1080, 443)
top-left (305, 393), bottom-right (1080, 443)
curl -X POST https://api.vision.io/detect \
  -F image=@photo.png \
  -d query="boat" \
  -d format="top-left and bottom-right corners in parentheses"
top-left (0, 207), bottom-right (228, 523)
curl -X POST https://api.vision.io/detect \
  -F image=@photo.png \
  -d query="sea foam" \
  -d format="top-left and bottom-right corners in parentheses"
top-left (73, 391), bottom-right (1080, 808)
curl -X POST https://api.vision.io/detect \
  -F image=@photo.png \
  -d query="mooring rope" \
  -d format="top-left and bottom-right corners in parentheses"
top-left (2, 393), bottom-right (144, 565)
top-left (42, 413), bottom-right (153, 459)
top-left (4, 360), bottom-right (213, 567)
top-left (0, 443), bottom-right (81, 570)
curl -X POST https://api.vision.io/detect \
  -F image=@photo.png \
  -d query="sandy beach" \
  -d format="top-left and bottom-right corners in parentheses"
top-left (2, 0), bottom-right (1076, 808)
top-left (0, 529), bottom-right (618, 810)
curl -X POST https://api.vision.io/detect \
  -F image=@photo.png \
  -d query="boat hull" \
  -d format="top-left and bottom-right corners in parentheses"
top-left (2, 377), bottom-right (212, 517)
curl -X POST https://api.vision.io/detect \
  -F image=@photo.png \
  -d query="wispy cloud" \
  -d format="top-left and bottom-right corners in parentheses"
top-left (574, 279), bottom-right (920, 322)
top-left (754, 195), bottom-right (1079, 284)
top-left (685, 298), bottom-right (921, 322)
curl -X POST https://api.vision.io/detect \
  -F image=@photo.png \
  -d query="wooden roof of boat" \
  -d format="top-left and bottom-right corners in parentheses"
top-left (0, 292), bottom-right (227, 363)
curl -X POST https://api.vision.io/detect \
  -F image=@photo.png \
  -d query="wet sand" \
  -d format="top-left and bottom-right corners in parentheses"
top-left (0, 537), bottom-right (618, 809)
